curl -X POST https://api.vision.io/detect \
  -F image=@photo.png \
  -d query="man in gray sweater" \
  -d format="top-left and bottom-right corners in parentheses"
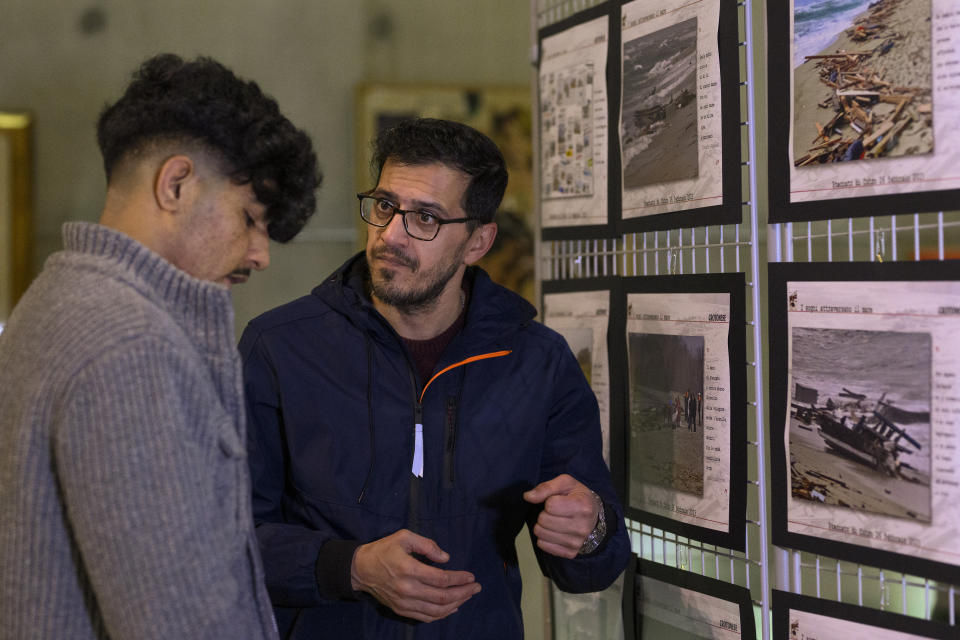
top-left (0, 54), bottom-right (320, 639)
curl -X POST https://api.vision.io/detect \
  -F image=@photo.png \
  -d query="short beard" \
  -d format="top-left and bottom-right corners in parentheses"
top-left (368, 244), bottom-right (465, 314)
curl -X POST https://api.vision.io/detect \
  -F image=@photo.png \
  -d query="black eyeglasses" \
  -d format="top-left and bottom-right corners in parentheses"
top-left (357, 194), bottom-right (475, 241)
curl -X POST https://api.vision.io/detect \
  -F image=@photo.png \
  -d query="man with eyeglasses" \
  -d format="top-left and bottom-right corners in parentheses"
top-left (239, 118), bottom-right (629, 639)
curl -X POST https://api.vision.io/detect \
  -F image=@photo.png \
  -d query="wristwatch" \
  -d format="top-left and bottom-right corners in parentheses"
top-left (578, 492), bottom-right (607, 555)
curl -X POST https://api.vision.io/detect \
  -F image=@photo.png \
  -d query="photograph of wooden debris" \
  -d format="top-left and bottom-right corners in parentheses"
top-left (792, 0), bottom-right (932, 166)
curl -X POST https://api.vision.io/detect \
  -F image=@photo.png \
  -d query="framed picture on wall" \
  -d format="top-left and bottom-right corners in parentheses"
top-left (770, 260), bottom-right (960, 582)
top-left (767, 0), bottom-right (960, 222)
top-left (617, 0), bottom-right (742, 232)
top-left (542, 277), bottom-right (626, 499)
top-left (773, 590), bottom-right (954, 640)
top-left (0, 111), bottom-right (32, 326)
top-left (354, 83), bottom-right (535, 302)
top-left (623, 557), bottom-right (755, 640)
top-left (551, 575), bottom-right (625, 640)
top-left (622, 273), bottom-right (747, 550)
top-left (537, 3), bottom-right (618, 240)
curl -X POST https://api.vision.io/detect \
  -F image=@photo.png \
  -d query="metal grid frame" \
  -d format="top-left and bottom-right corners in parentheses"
top-left (534, 0), bottom-right (770, 637)
top-left (535, 0), bottom-right (960, 638)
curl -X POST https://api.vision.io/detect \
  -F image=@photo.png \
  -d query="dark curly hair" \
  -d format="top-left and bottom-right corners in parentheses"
top-left (371, 118), bottom-right (507, 225)
top-left (97, 53), bottom-right (321, 242)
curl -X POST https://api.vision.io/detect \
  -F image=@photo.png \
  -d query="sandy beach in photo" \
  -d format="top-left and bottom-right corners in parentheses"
top-left (790, 417), bottom-right (931, 522)
top-left (792, 0), bottom-right (933, 165)
top-left (632, 409), bottom-right (705, 497)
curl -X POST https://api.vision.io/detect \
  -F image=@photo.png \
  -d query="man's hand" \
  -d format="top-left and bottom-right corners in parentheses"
top-left (350, 529), bottom-right (481, 622)
top-left (523, 474), bottom-right (601, 559)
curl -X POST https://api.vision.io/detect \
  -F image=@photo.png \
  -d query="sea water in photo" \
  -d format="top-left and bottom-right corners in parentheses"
top-left (793, 0), bottom-right (873, 68)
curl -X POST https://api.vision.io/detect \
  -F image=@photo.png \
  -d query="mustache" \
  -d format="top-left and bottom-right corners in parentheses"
top-left (370, 247), bottom-right (417, 270)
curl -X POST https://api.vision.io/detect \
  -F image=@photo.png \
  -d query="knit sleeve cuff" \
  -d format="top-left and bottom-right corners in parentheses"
top-left (315, 539), bottom-right (363, 600)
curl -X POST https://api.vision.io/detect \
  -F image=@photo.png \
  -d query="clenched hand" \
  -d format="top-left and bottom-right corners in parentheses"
top-left (523, 474), bottom-right (601, 559)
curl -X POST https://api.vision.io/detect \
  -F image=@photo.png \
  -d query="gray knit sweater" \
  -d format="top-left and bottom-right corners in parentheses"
top-left (0, 223), bottom-right (278, 639)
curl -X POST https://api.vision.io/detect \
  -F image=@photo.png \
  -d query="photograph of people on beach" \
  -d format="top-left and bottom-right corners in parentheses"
top-left (629, 332), bottom-right (705, 497)
top-left (621, 17), bottom-right (699, 189)
top-left (792, 0), bottom-right (933, 167)
top-left (789, 326), bottom-right (932, 523)
top-left (541, 62), bottom-right (596, 199)
top-left (624, 281), bottom-right (745, 548)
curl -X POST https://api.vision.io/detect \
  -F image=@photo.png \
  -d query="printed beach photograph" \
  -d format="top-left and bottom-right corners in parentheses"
top-left (557, 327), bottom-right (593, 387)
top-left (792, 0), bottom-right (933, 167)
top-left (621, 17), bottom-right (699, 189)
top-left (629, 332), bottom-right (705, 497)
top-left (789, 327), bottom-right (932, 522)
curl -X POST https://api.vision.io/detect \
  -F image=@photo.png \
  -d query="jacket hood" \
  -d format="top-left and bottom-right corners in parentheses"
top-left (311, 252), bottom-right (537, 350)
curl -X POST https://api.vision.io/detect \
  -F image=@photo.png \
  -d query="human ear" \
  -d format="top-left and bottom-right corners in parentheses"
top-left (154, 155), bottom-right (194, 212)
top-left (464, 222), bottom-right (498, 265)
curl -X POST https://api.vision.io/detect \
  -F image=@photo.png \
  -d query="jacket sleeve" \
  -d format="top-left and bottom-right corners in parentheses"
top-left (53, 337), bottom-right (278, 640)
top-left (527, 338), bottom-right (632, 593)
top-left (239, 328), bottom-right (360, 607)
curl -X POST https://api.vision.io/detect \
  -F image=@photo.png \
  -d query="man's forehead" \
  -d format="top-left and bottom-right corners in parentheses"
top-left (377, 161), bottom-right (470, 199)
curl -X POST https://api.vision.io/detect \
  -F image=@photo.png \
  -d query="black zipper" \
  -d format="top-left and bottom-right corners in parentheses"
top-left (443, 396), bottom-right (457, 487)
top-left (443, 372), bottom-right (465, 487)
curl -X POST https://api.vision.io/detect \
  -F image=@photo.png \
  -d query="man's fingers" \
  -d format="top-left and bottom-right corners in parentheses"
top-left (392, 581), bottom-right (482, 622)
top-left (522, 473), bottom-right (577, 504)
top-left (535, 538), bottom-right (579, 560)
top-left (542, 492), bottom-right (596, 518)
top-left (399, 530), bottom-right (450, 564)
top-left (533, 521), bottom-right (589, 551)
top-left (410, 562), bottom-right (477, 589)
top-left (534, 511), bottom-right (595, 538)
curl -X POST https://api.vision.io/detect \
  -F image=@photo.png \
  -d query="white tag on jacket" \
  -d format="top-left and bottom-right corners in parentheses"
top-left (412, 423), bottom-right (424, 477)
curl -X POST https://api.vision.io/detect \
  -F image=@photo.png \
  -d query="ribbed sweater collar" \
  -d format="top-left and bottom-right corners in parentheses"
top-left (61, 222), bottom-right (236, 354)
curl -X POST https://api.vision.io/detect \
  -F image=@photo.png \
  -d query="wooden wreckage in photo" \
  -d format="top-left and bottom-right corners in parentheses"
top-left (794, 0), bottom-right (932, 167)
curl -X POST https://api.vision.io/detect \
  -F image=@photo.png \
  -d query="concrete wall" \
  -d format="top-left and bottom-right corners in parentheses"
top-left (0, 1), bottom-right (546, 637)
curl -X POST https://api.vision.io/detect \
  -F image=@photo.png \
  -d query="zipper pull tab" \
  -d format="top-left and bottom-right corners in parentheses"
top-left (412, 423), bottom-right (424, 478)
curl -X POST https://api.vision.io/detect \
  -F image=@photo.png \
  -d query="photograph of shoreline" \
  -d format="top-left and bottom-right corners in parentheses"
top-left (621, 17), bottom-right (699, 189)
top-left (629, 332), bottom-right (705, 497)
top-left (557, 327), bottom-right (593, 387)
top-left (792, 0), bottom-right (933, 166)
top-left (789, 326), bottom-right (932, 522)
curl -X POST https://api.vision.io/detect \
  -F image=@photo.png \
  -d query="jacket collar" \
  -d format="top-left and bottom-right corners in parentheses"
top-left (60, 221), bottom-right (236, 356)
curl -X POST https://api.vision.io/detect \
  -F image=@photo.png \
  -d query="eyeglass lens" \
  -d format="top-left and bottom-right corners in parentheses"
top-left (361, 197), bottom-right (439, 240)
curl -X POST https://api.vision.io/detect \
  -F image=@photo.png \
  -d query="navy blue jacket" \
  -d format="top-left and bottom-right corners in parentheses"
top-left (239, 254), bottom-right (630, 639)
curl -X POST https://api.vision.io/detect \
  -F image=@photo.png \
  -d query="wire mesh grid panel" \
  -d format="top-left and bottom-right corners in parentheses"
top-left (774, 213), bottom-right (960, 629)
top-left (536, 0), bottom-right (960, 637)
top-left (535, 0), bottom-right (771, 638)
